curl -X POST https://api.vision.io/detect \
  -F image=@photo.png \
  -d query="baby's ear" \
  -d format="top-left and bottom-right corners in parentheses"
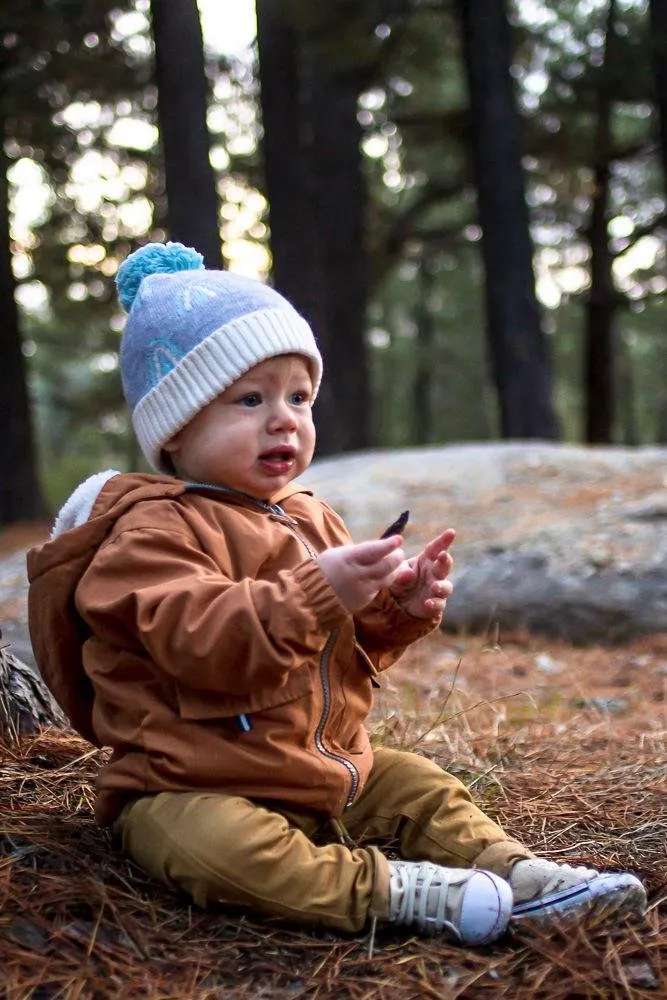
top-left (162, 433), bottom-right (181, 454)
top-left (159, 445), bottom-right (178, 476)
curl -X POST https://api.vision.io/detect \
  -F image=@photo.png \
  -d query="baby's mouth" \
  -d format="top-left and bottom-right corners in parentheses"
top-left (260, 446), bottom-right (296, 461)
top-left (259, 446), bottom-right (296, 472)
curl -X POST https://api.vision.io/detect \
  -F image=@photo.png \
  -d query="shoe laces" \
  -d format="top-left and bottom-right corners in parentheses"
top-left (389, 861), bottom-right (462, 939)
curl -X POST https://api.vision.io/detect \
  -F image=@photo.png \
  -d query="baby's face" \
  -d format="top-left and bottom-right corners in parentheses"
top-left (163, 354), bottom-right (316, 498)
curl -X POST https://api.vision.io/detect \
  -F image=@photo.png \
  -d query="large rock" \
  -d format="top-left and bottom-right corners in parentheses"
top-left (0, 551), bottom-right (36, 666)
top-left (300, 442), bottom-right (667, 644)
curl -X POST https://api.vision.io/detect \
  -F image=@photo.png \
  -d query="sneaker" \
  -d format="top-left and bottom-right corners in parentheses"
top-left (387, 860), bottom-right (512, 945)
top-left (510, 859), bottom-right (647, 923)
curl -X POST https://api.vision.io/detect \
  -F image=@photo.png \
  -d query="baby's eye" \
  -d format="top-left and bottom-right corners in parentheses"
top-left (239, 393), bottom-right (262, 407)
top-left (289, 390), bottom-right (310, 405)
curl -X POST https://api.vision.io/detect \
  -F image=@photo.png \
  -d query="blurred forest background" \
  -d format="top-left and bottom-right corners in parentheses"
top-left (2, 0), bottom-right (667, 527)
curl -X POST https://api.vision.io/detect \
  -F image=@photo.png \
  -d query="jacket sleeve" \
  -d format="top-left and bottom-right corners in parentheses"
top-left (315, 499), bottom-right (442, 670)
top-left (76, 519), bottom-right (349, 697)
top-left (353, 589), bottom-right (442, 672)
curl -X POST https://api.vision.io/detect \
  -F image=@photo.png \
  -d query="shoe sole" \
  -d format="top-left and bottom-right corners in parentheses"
top-left (511, 873), bottom-right (647, 924)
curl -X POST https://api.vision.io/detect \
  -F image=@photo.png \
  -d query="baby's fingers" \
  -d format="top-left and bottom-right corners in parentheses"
top-left (353, 536), bottom-right (404, 570)
top-left (424, 528), bottom-right (456, 560)
top-left (430, 577), bottom-right (454, 599)
top-left (388, 563), bottom-right (417, 592)
top-left (431, 549), bottom-right (454, 580)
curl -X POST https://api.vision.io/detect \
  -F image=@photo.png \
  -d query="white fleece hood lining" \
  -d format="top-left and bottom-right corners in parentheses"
top-left (51, 470), bottom-right (121, 540)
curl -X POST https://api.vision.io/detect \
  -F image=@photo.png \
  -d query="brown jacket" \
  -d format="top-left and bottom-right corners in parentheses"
top-left (27, 473), bottom-right (439, 825)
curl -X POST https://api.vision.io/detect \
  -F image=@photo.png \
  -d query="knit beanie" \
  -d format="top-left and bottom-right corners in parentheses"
top-left (116, 242), bottom-right (323, 472)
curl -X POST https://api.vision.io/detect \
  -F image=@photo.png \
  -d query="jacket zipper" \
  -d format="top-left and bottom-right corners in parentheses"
top-left (278, 516), bottom-right (360, 809)
top-left (187, 483), bottom-right (361, 808)
top-left (314, 631), bottom-right (360, 808)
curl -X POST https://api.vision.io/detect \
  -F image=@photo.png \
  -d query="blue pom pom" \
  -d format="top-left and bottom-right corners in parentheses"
top-left (115, 241), bottom-right (205, 312)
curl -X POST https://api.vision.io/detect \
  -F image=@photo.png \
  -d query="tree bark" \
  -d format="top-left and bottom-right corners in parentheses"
top-left (649, 0), bottom-right (667, 190)
top-left (458, 0), bottom-right (560, 440)
top-left (256, 3), bottom-right (325, 330)
top-left (0, 641), bottom-right (65, 740)
top-left (150, 0), bottom-right (222, 268)
top-left (584, 163), bottom-right (616, 443)
top-left (305, 57), bottom-right (372, 455)
top-left (256, 2), bottom-right (372, 456)
top-left (412, 254), bottom-right (436, 444)
top-left (0, 112), bottom-right (46, 527)
top-left (584, 0), bottom-right (618, 444)
top-left (617, 338), bottom-right (639, 446)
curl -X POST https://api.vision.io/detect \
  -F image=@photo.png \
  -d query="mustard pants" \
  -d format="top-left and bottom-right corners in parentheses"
top-left (113, 747), bottom-right (532, 932)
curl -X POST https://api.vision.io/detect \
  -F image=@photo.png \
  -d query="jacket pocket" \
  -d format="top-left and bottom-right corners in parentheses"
top-left (175, 664), bottom-right (313, 721)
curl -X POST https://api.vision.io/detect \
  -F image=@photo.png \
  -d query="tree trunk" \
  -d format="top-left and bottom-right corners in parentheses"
top-left (584, 163), bottom-right (616, 443)
top-left (256, 3), bottom-right (372, 456)
top-left (0, 113), bottom-right (46, 527)
top-left (457, 0), bottom-right (560, 440)
top-left (306, 58), bottom-right (371, 455)
top-left (150, 0), bottom-right (222, 268)
top-left (584, 0), bottom-right (618, 444)
top-left (413, 255), bottom-right (436, 444)
top-left (656, 396), bottom-right (667, 443)
top-left (650, 0), bottom-right (667, 189)
top-left (617, 336), bottom-right (639, 446)
top-left (0, 641), bottom-right (66, 740)
top-left (256, 2), bottom-right (326, 333)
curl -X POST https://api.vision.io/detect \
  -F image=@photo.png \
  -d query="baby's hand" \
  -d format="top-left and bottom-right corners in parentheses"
top-left (318, 536), bottom-right (406, 612)
top-left (389, 529), bottom-right (455, 618)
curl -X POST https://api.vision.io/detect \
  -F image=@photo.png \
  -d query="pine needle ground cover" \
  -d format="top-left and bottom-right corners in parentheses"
top-left (1, 631), bottom-right (665, 1000)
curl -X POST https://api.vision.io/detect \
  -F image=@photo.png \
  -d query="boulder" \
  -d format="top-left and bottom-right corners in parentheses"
top-left (300, 442), bottom-right (667, 644)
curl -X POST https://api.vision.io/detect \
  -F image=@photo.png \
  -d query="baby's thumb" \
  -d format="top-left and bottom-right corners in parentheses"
top-left (354, 535), bottom-right (403, 567)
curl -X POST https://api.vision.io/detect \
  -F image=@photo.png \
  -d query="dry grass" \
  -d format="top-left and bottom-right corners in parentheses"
top-left (1, 630), bottom-right (666, 999)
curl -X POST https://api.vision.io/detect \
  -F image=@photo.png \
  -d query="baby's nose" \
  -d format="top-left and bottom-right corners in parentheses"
top-left (268, 401), bottom-right (297, 428)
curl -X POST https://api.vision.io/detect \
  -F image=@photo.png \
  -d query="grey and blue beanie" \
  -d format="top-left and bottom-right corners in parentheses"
top-left (116, 241), bottom-right (323, 472)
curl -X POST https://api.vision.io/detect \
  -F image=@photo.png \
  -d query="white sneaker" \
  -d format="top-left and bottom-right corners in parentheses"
top-left (510, 859), bottom-right (647, 923)
top-left (387, 860), bottom-right (512, 945)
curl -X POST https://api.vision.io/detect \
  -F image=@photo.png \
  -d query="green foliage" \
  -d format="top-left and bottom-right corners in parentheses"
top-left (4, 0), bottom-right (260, 507)
top-left (369, 245), bottom-right (496, 445)
top-left (4, 0), bottom-right (667, 507)
top-left (363, 0), bottom-right (666, 446)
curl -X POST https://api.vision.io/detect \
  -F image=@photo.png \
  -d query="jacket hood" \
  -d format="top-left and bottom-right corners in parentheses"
top-left (51, 469), bottom-right (126, 538)
top-left (27, 471), bottom-right (189, 744)
top-left (27, 470), bottom-right (311, 745)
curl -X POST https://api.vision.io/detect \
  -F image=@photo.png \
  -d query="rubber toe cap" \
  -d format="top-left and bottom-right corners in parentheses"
top-left (459, 871), bottom-right (513, 946)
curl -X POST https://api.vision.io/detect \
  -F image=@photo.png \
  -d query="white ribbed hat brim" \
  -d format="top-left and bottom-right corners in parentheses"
top-left (132, 308), bottom-right (323, 472)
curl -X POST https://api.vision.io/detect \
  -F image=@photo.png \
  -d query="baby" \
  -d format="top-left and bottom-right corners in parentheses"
top-left (28, 242), bottom-right (646, 947)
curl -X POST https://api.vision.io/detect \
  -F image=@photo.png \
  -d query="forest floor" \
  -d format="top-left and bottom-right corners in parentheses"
top-left (1, 611), bottom-right (665, 999)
